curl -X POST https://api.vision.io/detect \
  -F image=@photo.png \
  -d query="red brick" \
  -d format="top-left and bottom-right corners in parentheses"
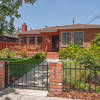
top-left (0, 61), bottom-right (6, 90)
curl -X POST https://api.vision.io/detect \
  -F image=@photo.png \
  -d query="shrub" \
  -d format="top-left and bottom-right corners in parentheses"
top-left (0, 48), bottom-right (16, 58)
top-left (59, 49), bottom-right (67, 59)
top-left (92, 33), bottom-right (100, 46)
top-left (20, 48), bottom-right (28, 58)
top-left (59, 44), bottom-right (82, 60)
top-left (76, 46), bottom-right (100, 68)
top-left (34, 53), bottom-right (45, 59)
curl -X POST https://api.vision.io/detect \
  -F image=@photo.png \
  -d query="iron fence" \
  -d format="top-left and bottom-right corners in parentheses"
top-left (63, 62), bottom-right (100, 93)
top-left (5, 61), bottom-right (49, 90)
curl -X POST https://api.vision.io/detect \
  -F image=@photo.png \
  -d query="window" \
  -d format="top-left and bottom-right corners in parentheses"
top-left (74, 32), bottom-right (83, 46)
top-left (29, 36), bottom-right (35, 44)
top-left (61, 32), bottom-right (71, 47)
top-left (37, 36), bottom-right (42, 43)
top-left (21, 37), bottom-right (26, 44)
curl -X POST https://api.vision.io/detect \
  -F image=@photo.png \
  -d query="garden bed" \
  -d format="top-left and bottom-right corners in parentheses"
top-left (53, 91), bottom-right (100, 100)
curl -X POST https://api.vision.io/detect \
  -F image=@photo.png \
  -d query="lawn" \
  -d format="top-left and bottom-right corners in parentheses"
top-left (0, 57), bottom-right (44, 81)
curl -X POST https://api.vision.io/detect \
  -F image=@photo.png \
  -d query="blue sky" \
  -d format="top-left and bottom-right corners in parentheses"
top-left (14, 0), bottom-right (100, 30)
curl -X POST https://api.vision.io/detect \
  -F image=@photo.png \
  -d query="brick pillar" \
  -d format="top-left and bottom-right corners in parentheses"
top-left (49, 62), bottom-right (63, 95)
top-left (0, 61), bottom-right (5, 90)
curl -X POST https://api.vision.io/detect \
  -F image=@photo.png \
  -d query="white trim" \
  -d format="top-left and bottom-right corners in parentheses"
top-left (61, 31), bottom-right (72, 47)
top-left (73, 31), bottom-right (84, 47)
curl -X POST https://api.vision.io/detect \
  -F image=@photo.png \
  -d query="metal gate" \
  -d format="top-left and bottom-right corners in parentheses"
top-left (5, 61), bottom-right (48, 90)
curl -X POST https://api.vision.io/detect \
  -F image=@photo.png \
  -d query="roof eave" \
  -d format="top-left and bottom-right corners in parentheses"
top-left (58, 27), bottom-right (100, 30)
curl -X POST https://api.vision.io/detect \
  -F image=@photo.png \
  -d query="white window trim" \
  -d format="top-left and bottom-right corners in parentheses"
top-left (73, 31), bottom-right (84, 47)
top-left (61, 32), bottom-right (72, 47)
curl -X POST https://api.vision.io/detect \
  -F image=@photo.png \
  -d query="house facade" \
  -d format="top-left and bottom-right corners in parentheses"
top-left (18, 23), bottom-right (100, 52)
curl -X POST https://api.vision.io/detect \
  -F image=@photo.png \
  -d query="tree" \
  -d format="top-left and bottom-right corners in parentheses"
top-left (92, 33), bottom-right (100, 46)
top-left (0, 0), bottom-right (36, 35)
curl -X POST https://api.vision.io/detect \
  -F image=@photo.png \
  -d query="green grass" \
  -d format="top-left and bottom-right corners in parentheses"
top-left (0, 57), bottom-right (44, 79)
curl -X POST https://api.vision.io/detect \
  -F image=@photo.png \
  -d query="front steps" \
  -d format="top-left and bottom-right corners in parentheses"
top-left (46, 52), bottom-right (59, 59)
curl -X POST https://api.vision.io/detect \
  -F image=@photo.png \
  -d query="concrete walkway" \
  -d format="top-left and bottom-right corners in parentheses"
top-left (0, 88), bottom-right (76, 100)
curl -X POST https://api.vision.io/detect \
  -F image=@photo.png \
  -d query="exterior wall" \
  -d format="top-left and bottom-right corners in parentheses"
top-left (18, 32), bottom-right (59, 51)
top-left (59, 28), bottom-right (100, 49)
top-left (0, 42), bottom-right (17, 51)
top-left (18, 28), bottom-right (100, 51)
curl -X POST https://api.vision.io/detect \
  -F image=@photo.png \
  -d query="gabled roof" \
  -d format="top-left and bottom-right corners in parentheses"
top-left (18, 24), bottom-right (100, 34)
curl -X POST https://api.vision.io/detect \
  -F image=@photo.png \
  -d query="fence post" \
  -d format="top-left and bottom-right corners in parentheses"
top-left (0, 61), bottom-right (6, 90)
top-left (48, 62), bottom-right (63, 96)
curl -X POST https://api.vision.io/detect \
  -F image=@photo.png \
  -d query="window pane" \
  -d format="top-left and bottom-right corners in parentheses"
top-left (62, 32), bottom-right (71, 46)
top-left (37, 36), bottom-right (42, 43)
top-left (74, 32), bottom-right (83, 46)
top-left (21, 37), bottom-right (26, 44)
top-left (29, 36), bottom-right (35, 44)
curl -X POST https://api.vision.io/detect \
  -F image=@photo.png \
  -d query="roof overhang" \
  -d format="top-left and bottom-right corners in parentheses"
top-left (58, 27), bottom-right (100, 30)
top-left (2, 34), bottom-right (18, 38)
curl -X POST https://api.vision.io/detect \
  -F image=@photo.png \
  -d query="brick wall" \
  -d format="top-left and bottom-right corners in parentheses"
top-left (0, 61), bottom-right (5, 90)
top-left (49, 62), bottom-right (63, 95)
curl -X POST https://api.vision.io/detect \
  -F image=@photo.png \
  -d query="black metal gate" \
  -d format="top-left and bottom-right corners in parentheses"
top-left (5, 61), bottom-right (49, 90)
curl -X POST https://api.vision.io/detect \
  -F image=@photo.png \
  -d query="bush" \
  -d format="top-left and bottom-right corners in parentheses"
top-left (59, 44), bottom-right (82, 60)
top-left (59, 49), bottom-right (67, 59)
top-left (0, 48), bottom-right (16, 58)
top-left (34, 53), bottom-right (45, 59)
top-left (76, 46), bottom-right (100, 68)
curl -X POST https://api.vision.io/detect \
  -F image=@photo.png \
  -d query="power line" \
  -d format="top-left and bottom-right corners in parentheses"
top-left (85, 2), bottom-right (100, 20)
top-left (87, 13), bottom-right (100, 24)
top-left (79, 2), bottom-right (100, 23)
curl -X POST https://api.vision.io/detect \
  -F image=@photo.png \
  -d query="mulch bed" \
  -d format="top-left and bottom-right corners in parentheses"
top-left (51, 92), bottom-right (100, 100)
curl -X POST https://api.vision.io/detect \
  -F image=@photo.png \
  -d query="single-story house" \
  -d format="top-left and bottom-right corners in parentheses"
top-left (17, 23), bottom-right (100, 53)
top-left (0, 34), bottom-right (18, 51)
top-left (0, 34), bottom-right (18, 43)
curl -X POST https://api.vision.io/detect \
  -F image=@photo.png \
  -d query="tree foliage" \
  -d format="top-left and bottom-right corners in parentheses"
top-left (92, 33), bottom-right (100, 46)
top-left (0, 0), bottom-right (36, 35)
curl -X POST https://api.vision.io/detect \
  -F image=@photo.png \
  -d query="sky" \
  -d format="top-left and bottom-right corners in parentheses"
top-left (14, 0), bottom-right (100, 30)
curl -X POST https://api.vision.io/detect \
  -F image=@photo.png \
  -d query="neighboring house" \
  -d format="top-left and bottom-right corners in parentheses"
top-left (18, 23), bottom-right (100, 53)
top-left (0, 34), bottom-right (18, 43)
top-left (0, 34), bottom-right (18, 50)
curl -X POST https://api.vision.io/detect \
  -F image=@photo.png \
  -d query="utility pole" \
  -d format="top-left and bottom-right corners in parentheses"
top-left (72, 18), bottom-right (75, 24)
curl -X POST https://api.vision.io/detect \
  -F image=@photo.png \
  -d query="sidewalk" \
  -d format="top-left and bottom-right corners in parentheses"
top-left (0, 88), bottom-right (77, 100)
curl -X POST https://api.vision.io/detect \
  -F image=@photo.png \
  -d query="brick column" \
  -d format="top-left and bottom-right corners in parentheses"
top-left (49, 62), bottom-right (63, 95)
top-left (0, 61), bottom-right (5, 90)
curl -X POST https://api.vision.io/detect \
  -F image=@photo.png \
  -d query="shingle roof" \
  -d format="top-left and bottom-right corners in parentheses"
top-left (18, 24), bottom-right (100, 34)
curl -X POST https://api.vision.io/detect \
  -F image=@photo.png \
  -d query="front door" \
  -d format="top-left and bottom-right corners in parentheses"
top-left (52, 35), bottom-right (59, 52)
